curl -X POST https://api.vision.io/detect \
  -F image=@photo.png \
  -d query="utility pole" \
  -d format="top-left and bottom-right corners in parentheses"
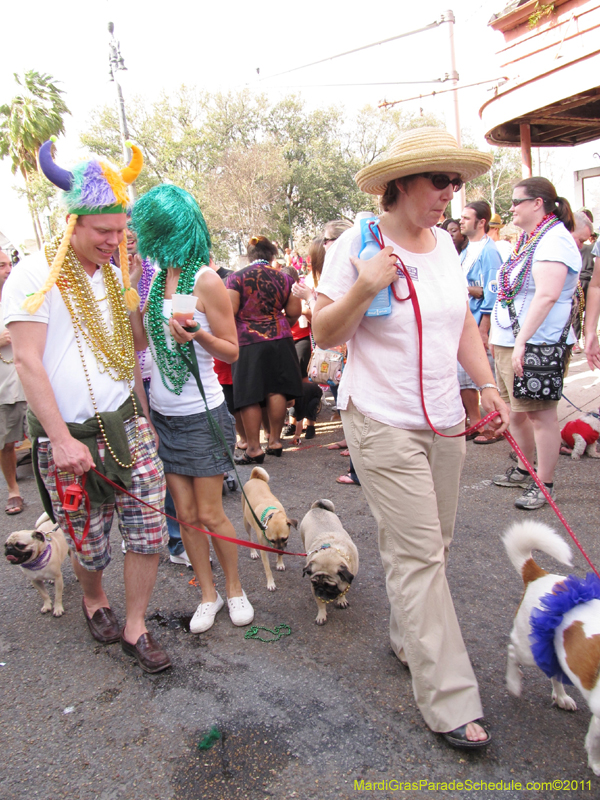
top-left (108, 22), bottom-right (136, 200)
top-left (442, 10), bottom-right (465, 213)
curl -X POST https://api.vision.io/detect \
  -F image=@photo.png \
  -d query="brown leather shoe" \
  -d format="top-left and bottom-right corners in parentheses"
top-left (82, 598), bottom-right (121, 644)
top-left (120, 632), bottom-right (171, 673)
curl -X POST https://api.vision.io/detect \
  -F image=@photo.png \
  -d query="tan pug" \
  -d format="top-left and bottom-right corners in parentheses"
top-left (242, 467), bottom-right (297, 591)
top-left (4, 512), bottom-right (68, 616)
top-left (300, 499), bottom-right (359, 625)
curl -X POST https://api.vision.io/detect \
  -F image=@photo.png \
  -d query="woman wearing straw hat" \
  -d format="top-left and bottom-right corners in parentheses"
top-left (313, 128), bottom-right (509, 748)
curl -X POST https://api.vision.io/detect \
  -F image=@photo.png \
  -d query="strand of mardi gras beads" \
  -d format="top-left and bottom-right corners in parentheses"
top-left (497, 214), bottom-right (560, 308)
top-left (136, 259), bottom-right (156, 375)
top-left (145, 260), bottom-right (204, 394)
top-left (46, 238), bottom-right (140, 467)
top-left (48, 239), bottom-right (136, 382)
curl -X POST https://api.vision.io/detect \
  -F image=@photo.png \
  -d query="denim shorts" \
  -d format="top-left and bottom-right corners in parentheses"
top-left (151, 400), bottom-right (236, 477)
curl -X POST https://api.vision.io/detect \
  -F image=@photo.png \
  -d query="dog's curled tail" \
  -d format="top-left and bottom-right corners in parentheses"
top-left (311, 499), bottom-right (335, 513)
top-left (34, 511), bottom-right (51, 528)
top-left (249, 466), bottom-right (269, 482)
top-left (503, 521), bottom-right (572, 576)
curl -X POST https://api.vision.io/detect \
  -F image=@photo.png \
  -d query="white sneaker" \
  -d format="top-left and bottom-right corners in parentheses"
top-left (227, 591), bottom-right (254, 627)
top-left (170, 550), bottom-right (192, 567)
top-left (189, 592), bottom-right (224, 633)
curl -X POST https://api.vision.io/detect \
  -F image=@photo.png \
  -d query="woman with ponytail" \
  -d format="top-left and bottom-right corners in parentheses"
top-left (490, 176), bottom-right (581, 509)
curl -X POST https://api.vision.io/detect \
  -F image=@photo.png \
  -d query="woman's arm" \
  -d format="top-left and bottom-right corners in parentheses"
top-left (129, 308), bottom-right (148, 352)
top-left (283, 292), bottom-right (302, 328)
top-left (170, 270), bottom-right (239, 364)
top-left (584, 256), bottom-right (600, 370)
top-left (457, 306), bottom-right (510, 432)
top-left (312, 247), bottom-right (399, 349)
top-left (512, 261), bottom-right (568, 377)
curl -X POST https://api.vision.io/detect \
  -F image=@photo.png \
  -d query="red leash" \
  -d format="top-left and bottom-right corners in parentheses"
top-left (85, 466), bottom-right (307, 557)
top-left (502, 428), bottom-right (600, 580)
top-left (368, 220), bottom-right (600, 578)
top-left (54, 471), bottom-right (91, 552)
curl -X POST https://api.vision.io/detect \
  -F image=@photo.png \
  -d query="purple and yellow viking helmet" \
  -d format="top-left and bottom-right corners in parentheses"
top-left (23, 138), bottom-right (144, 314)
top-left (38, 137), bottom-right (142, 214)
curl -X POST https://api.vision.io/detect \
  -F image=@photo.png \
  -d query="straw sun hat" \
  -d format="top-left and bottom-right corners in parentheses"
top-left (355, 127), bottom-right (493, 196)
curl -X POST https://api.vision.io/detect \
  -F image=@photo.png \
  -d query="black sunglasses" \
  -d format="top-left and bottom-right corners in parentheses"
top-left (511, 197), bottom-right (536, 207)
top-left (420, 173), bottom-right (463, 192)
top-left (323, 237), bottom-right (338, 245)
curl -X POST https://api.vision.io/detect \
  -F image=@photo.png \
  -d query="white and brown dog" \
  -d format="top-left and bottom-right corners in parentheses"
top-left (503, 520), bottom-right (600, 775)
top-left (241, 467), bottom-right (297, 591)
top-left (4, 512), bottom-right (68, 616)
top-left (560, 411), bottom-right (600, 460)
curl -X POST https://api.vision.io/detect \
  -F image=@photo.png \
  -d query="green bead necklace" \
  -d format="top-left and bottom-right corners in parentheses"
top-left (146, 259), bottom-right (204, 395)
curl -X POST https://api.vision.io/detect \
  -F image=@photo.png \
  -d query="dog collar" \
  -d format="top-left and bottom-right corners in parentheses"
top-left (260, 506), bottom-right (279, 527)
top-left (305, 543), bottom-right (351, 563)
top-left (21, 542), bottom-right (53, 572)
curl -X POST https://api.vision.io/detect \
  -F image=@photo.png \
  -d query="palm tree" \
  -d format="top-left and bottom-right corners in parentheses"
top-left (0, 71), bottom-right (70, 247)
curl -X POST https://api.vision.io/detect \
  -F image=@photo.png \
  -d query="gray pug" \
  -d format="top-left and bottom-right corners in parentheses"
top-left (300, 499), bottom-right (359, 625)
top-left (4, 512), bottom-right (68, 616)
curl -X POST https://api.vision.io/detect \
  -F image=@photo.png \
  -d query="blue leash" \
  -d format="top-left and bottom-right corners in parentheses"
top-left (561, 392), bottom-right (600, 420)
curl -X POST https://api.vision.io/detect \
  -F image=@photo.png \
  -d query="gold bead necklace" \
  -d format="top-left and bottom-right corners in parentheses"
top-left (44, 237), bottom-right (139, 468)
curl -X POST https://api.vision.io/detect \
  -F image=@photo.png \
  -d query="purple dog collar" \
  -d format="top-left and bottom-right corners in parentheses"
top-left (21, 542), bottom-right (53, 572)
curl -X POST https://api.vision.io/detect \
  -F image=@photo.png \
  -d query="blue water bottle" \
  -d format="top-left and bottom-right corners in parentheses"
top-left (359, 217), bottom-right (392, 317)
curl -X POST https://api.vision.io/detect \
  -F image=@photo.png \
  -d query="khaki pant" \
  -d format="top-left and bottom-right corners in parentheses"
top-left (341, 401), bottom-right (483, 732)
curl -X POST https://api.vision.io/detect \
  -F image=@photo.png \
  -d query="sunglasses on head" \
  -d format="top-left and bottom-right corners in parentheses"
top-left (420, 173), bottom-right (463, 192)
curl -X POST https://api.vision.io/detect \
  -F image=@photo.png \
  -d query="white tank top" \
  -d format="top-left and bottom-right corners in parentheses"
top-left (147, 267), bottom-right (225, 416)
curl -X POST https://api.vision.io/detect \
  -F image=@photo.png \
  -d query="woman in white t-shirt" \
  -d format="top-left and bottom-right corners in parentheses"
top-left (490, 177), bottom-right (581, 510)
top-left (312, 128), bottom-right (509, 749)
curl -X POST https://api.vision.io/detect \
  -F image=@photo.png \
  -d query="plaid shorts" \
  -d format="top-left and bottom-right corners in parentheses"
top-left (37, 416), bottom-right (167, 571)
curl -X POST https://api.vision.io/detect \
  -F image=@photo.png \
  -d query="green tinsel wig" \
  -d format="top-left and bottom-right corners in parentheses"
top-left (131, 185), bottom-right (211, 270)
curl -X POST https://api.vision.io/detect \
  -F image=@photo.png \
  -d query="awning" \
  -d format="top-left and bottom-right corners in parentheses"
top-left (480, 49), bottom-right (600, 147)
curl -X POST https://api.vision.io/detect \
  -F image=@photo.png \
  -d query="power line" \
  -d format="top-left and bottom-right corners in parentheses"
top-left (378, 77), bottom-right (508, 109)
top-left (265, 78), bottom-right (451, 89)
top-left (254, 17), bottom-right (445, 83)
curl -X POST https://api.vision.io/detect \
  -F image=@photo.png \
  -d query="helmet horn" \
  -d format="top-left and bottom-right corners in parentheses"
top-left (38, 140), bottom-right (74, 192)
top-left (120, 142), bottom-right (143, 185)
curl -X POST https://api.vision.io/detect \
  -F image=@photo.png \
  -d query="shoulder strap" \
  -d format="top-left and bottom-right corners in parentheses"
top-left (508, 298), bottom-right (572, 344)
top-left (506, 300), bottom-right (521, 338)
top-left (193, 264), bottom-right (212, 288)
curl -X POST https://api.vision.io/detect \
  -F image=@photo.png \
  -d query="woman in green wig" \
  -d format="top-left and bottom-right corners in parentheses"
top-left (131, 185), bottom-right (254, 634)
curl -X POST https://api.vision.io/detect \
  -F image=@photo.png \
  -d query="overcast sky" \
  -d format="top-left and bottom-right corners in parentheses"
top-left (1, 0), bottom-right (598, 246)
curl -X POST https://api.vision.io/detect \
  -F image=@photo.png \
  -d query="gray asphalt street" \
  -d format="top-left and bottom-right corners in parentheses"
top-left (1, 352), bottom-right (600, 800)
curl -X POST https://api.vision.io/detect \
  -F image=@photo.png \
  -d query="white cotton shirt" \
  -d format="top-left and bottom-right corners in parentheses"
top-left (146, 268), bottom-right (225, 416)
top-left (490, 222), bottom-right (582, 347)
top-left (0, 302), bottom-right (26, 405)
top-left (2, 251), bottom-right (130, 424)
top-left (317, 225), bottom-right (468, 431)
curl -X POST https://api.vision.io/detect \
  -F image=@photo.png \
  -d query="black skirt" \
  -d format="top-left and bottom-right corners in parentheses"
top-left (232, 338), bottom-right (303, 410)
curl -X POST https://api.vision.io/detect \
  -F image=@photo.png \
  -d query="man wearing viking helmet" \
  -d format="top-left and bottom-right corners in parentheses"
top-left (3, 140), bottom-right (171, 673)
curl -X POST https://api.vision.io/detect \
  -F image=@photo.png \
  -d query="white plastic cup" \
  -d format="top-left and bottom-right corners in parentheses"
top-left (171, 293), bottom-right (197, 327)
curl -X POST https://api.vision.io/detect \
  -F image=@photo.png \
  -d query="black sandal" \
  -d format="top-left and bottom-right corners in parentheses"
top-left (265, 447), bottom-right (283, 457)
top-left (441, 723), bottom-right (491, 749)
top-left (233, 451), bottom-right (265, 465)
